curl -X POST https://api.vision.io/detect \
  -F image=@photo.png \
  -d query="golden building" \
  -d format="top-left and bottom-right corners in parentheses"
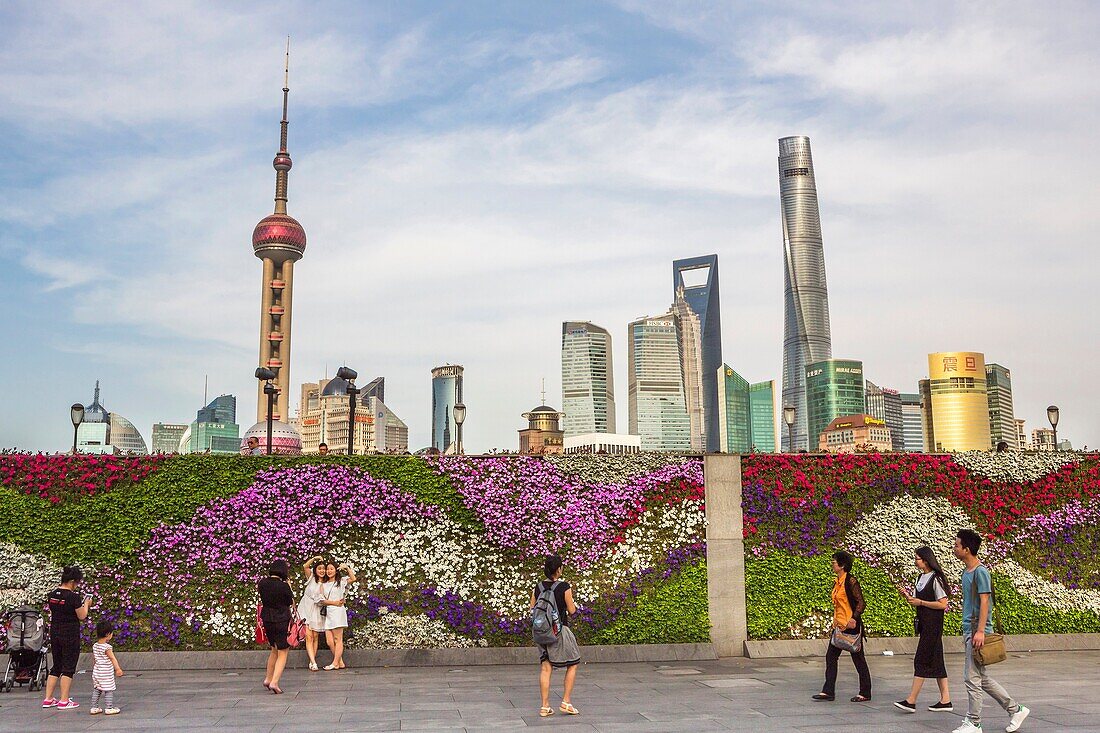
top-left (253, 47), bottom-right (306, 423)
top-left (922, 351), bottom-right (992, 452)
top-left (519, 405), bottom-right (565, 455)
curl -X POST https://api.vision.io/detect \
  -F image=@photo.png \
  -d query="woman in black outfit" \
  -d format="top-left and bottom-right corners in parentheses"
top-left (258, 559), bottom-right (295, 694)
top-left (41, 566), bottom-right (92, 709)
top-left (895, 546), bottom-right (952, 714)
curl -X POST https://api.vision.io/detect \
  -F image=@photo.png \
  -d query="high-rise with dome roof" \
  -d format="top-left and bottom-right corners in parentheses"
top-left (253, 43), bottom-right (306, 423)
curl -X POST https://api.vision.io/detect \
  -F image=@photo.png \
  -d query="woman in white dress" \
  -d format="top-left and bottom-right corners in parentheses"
top-left (297, 556), bottom-right (327, 671)
top-left (322, 561), bottom-right (356, 670)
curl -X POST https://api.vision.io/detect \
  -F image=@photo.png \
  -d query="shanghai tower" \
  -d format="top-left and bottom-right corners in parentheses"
top-left (779, 136), bottom-right (832, 451)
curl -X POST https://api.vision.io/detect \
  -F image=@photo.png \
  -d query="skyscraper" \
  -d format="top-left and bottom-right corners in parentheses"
top-left (669, 287), bottom-right (705, 451)
top-left (253, 45), bottom-right (306, 423)
top-left (923, 352), bottom-right (992, 452)
top-left (749, 380), bottom-right (777, 453)
top-left (805, 359), bottom-right (865, 449)
top-left (151, 423), bottom-right (188, 453)
top-left (191, 394), bottom-right (240, 453)
top-left (716, 366), bottom-right (776, 453)
top-left (986, 363), bottom-right (1017, 449)
top-left (673, 255), bottom-right (722, 452)
top-left (900, 393), bottom-right (925, 453)
top-left (75, 381), bottom-right (146, 454)
top-left (1014, 418), bottom-right (1027, 452)
top-left (561, 322), bottom-right (616, 435)
top-left (109, 415), bottom-right (148, 454)
top-left (865, 381), bottom-right (906, 451)
top-left (431, 365), bottom-right (463, 453)
top-left (628, 314), bottom-right (691, 452)
top-left (779, 136), bottom-right (832, 451)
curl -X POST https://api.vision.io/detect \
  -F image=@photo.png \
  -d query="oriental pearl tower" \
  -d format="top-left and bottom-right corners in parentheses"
top-left (253, 42), bottom-right (306, 423)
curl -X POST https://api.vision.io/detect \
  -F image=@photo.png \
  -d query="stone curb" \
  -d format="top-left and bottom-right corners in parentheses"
top-left (78, 643), bottom-right (717, 671)
top-left (744, 633), bottom-right (1100, 658)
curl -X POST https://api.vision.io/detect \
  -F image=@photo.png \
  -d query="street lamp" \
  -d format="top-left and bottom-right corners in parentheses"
top-left (453, 403), bottom-right (466, 455)
top-left (782, 404), bottom-right (796, 453)
top-left (1047, 405), bottom-right (1060, 451)
top-left (337, 366), bottom-right (359, 456)
top-left (255, 367), bottom-right (277, 455)
top-left (70, 403), bottom-right (85, 454)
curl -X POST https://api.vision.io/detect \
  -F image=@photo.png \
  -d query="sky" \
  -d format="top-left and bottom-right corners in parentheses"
top-left (1, 0), bottom-right (1098, 453)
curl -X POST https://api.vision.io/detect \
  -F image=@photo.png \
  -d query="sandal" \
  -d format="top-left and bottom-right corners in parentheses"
top-left (262, 680), bottom-right (271, 689)
top-left (323, 664), bottom-right (337, 671)
top-left (539, 707), bottom-right (554, 717)
top-left (559, 702), bottom-right (579, 715)
top-left (308, 661), bottom-right (318, 672)
top-left (850, 695), bottom-right (872, 703)
top-left (812, 693), bottom-right (835, 701)
top-left (270, 685), bottom-right (283, 695)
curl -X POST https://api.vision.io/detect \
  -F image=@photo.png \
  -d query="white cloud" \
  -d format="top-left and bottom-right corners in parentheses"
top-left (20, 253), bottom-right (113, 292)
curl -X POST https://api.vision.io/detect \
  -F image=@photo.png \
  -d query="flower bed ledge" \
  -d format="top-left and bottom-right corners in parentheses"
top-left (744, 633), bottom-right (1100, 659)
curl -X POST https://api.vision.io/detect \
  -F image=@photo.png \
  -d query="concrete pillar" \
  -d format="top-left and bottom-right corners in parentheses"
top-left (704, 454), bottom-right (747, 657)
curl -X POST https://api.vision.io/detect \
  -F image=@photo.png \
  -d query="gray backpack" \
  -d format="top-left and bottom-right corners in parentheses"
top-left (531, 581), bottom-right (562, 646)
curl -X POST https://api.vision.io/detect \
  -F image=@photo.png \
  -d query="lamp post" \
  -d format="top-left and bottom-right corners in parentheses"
top-left (255, 367), bottom-right (277, 455)
top-left (70, 403), bottom-right (85, 454)
top-left (337, 366), bottom-right (359, 455)
top-left (453, 403), bottom-right (466, 455)
top-left (782, 404), bottom-right (796, 453)
top-left (1047, 405), bottom-right (1060, 451)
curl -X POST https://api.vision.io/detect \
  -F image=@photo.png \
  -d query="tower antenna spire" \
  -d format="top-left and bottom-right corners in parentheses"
top-left (541, 378), bottom-right (546, 406)
top-left (272, 36), bottom-right (293, 214)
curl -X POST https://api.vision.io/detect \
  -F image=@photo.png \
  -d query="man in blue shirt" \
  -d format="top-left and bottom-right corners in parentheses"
top-left (952, 529), bottom-right (1029, 733)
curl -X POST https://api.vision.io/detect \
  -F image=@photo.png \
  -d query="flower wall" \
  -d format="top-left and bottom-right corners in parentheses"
top-left (0, 454), bottom-right (708, 650)
top-left (742, 451), bottom-right (1100, 640)
top-left (1, 451), bottom-right (1097, 649)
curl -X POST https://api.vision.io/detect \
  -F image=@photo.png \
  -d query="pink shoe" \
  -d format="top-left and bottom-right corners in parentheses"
top-left (41, 698), bottom-right (58, 708)
top-left (57, 699), bottom-right (80, 710)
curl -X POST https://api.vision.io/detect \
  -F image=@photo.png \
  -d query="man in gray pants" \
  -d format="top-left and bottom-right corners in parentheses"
top-left (951, 529), bottom-right (1030, 733)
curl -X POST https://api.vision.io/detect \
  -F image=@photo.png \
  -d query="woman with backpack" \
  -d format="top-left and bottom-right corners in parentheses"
top-left (812, 550), bottom-right (872, 703)
top-left (529, 554), bottom-right (580, 717)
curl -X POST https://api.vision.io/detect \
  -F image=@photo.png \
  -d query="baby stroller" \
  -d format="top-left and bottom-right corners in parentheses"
top-left (1, 606), bottom-right (49, 692)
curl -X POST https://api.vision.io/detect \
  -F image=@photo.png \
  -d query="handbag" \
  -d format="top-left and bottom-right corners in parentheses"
top-left (287, 611), bottom-right (306, 648)
top-left (830, 626), bottom-right (863, 653)
top-left (255, 604), bottom-right (267, 645)
top-left (968, 564), bottom-right (1007, 665)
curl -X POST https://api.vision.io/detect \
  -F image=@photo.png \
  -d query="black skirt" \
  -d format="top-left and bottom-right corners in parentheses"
top-left (913, 607), bottom-right (947, 679)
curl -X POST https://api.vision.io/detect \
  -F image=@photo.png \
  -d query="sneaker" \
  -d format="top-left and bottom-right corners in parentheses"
top-left (893, 700), bottom-right (916, 713)
top-left (929, 701), bottom-right (954, 712)
top-left (952, 722), bottom-right (982, 733)
top-left (105, 708), bottom-right (120, 715)
top-left (41, 698), bottom-right (58, 708)
top-left (89, 708), bottom-right (103, 715)
top-left (1006, 706), bottom-right (1030, 732)
top-left (56, 699), bottom-right (80, 710)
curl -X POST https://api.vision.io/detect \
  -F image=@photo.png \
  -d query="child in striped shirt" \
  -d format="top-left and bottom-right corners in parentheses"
top-left (89, 620), bottom-right (123, 715)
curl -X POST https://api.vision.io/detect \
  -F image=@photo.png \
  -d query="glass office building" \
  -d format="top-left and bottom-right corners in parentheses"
top-left (628, 314), bottom-right (691, 452)
top-left (151, 423), bottom-right (188, 453)
top-left (717, 366), bottom-right (776, 453)
top-left (669, 290), bottom-right (705, 451)
top-left (190, 393), bottom-right (239, 453)
top-left (805, 359), bottom-right (865, 450)
top-left (561, 322), bottom-right (616, 436)
top-left (985, 363), bottom-right (1017, 450)
top-left (865, 381), bottom-right (906, 451)
top-left (900, 393), bottom-right (924, 453)
top-left (109, 414), bottom-right (148, 454)
top-left (673, 255), bottom-right (722, 452)
top-left (779, 136), bottom-right (833, 451)
top-left (431, 365), bottom-right (464, 453)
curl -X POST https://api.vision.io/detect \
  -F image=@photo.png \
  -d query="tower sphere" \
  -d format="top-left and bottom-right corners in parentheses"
top-left (273, 154), bottom-right (293, 171)
top-left (252, 213), bottom-right (306, 262)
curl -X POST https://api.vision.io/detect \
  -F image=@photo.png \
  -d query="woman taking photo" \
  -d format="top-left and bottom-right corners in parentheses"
top-left (322, 561), bottom-right (356, 670)
top-left (258, 559), bottom-right (295, 694)
top-left (297, 556), bottom-right (326, 671)
top-left (813, 550), bottom-right (872, 703)
top-left (895, 546), bottom-right (952, 714)
top-left (42, 566), bottom-right (92, 710)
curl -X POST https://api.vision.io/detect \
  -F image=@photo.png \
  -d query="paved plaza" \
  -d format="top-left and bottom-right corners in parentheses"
top-left (3, 651), bottom-right (1098, 732)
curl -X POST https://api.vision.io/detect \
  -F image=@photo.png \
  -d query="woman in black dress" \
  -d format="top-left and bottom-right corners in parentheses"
top-left (258, 559), bottom-right (295, 694)
top-left (896, 546), bottom-right (952, 714)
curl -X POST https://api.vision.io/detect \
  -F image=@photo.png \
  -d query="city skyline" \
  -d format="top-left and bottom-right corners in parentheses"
top-left (2, 3), bottom-right (1098, 453)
